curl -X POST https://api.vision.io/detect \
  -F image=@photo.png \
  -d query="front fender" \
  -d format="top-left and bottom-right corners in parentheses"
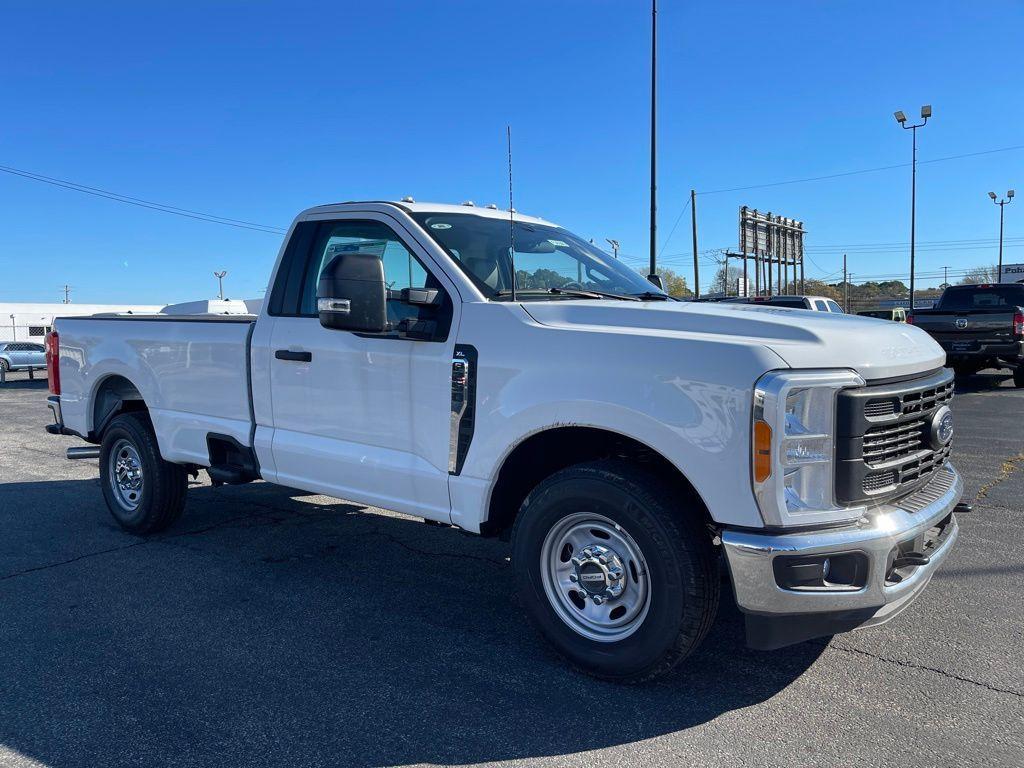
top-left (453, 304), bottom-right (787, 530)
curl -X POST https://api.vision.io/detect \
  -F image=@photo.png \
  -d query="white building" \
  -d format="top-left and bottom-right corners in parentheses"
top-left (0, 302), bottom-right (165, 343)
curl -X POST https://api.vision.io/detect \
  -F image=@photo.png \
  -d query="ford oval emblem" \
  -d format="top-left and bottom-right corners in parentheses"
top-left (929, 406), bottom-right (954, 449)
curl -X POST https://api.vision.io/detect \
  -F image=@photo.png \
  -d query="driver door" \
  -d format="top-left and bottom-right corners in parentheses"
top-left (263, 213), bottom-right (460, 522)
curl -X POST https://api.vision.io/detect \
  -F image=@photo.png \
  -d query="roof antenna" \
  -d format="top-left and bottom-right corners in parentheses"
top-left (507, 125), bottom-right (517, 302)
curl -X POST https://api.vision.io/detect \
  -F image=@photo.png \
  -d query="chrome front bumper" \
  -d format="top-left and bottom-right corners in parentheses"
top-left (722, 464), bottom-right (962, 649)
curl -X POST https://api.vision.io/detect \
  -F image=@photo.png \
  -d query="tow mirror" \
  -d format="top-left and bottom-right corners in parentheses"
top-left (317, 251), bottom-right (388, 333)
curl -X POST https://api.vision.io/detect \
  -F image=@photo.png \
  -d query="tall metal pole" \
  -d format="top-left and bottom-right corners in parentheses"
top-left (909, 124), bottom-right (917, 309)
top-left (895, 106), bottom-right (930, 309)
top-left (989, 191), bottom-right (1014, 282)
top-left (647, 0), bottom-right (658, 284)
top-left (998, 200), bottom-right (1005, 282)
top-left (690, 189), bottom-right (699, 297)
top-left (843, 254), bottom-right (848, 312)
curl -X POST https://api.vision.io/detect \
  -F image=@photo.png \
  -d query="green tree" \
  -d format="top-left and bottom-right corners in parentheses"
top-left (634, 267), bottom-right (693, 297)
top-left (656, 268), bottom-right (693, 298)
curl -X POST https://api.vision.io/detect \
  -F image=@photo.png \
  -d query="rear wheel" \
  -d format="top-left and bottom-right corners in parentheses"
top-left (99, 412), bottom-right (187, 534)
top-left (512, 460), bottom-right (719, 683)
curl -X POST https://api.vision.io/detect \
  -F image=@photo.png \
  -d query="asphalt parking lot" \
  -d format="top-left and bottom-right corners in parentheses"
top-left (1, 372), bottom-right (1022, 768)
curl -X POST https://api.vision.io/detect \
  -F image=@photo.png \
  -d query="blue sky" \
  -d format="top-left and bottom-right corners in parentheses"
top-left (2, 1), bottom-right (1022, 304)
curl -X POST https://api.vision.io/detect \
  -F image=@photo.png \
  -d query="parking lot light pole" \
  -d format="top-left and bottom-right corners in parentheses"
top-left (988, 190), bottom-right (1014, 282)
top-left (894, 105), bottom-right (931, 310)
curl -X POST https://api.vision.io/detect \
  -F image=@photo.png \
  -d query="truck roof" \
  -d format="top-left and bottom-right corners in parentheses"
top-left (299, 200), bottom-right (555, 227)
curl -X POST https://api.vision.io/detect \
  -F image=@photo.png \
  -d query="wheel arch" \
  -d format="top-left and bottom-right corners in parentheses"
top-left (90, 374), bottom-right (149, 440)
top-left (480, 425), bottom-right (714, 539)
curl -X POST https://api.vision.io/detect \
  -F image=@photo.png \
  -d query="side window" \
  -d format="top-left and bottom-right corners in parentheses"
top-left (298, 219), bottom-right (447, 331)
top-left (826, 300), bottom-right (844, 313)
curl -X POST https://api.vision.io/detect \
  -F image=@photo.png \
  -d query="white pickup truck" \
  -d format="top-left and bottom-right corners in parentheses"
top-left (44, 200), bottom-right (964, 682)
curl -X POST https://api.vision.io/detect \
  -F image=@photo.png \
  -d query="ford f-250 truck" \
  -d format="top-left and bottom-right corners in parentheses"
top-left (909, 282), bottom-right (1024, 385)
top-left (44, 201), bottom-right (964, 682)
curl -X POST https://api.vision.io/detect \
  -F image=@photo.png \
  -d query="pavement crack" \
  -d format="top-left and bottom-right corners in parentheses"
top-left (824, 642), bottom-right (1023, 697)
top-left (0, 539), bottom-right (148, 582)
top-left (975, 451), bottom-right (1024, 502)
top-left (0, 510), bottom-right (268, 583)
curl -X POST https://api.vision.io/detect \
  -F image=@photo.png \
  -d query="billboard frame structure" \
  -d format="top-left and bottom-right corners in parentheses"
top-left (737, 207), bottom-right (806, 296)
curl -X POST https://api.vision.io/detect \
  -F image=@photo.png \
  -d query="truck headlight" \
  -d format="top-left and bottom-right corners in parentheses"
top-left (752, 369), bottom-right (866, 527)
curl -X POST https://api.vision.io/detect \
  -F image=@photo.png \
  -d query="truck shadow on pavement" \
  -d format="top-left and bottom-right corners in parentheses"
top-left (953, 370), bottom-right (1017, 393)
top-left (0, 479), bottom-right (826, 767)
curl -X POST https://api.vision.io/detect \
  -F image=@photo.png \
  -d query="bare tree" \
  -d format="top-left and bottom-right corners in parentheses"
top-left (958, 265), bottom-right (999, 285)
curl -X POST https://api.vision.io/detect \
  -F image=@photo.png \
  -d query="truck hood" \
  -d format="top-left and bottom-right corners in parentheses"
top-left (523, 300), bottom-right (946, 381)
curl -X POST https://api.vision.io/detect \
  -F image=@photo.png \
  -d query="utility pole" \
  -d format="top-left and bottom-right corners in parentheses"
top-left (214, 270), bottom-right (227, 301)
top-left (605, 238), bottom-right (620, 259)
top-left (62, 284), bottom-right (71, 304)
top-left (690, 189), bottom-right (700, 298)
top-left (843, 254), bottom-right (848, 313)
top-left (943, 265), bottom-right (948, 287)
top-left (988, 190), bottom-right (1015, 282)
top-left (647, 0), bottom-right (658, 286)
top-left (894, 105), bottom-right (931, 311)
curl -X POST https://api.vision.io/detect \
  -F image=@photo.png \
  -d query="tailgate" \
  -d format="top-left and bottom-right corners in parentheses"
top-left (914, 310), bottom-right (1017, 350)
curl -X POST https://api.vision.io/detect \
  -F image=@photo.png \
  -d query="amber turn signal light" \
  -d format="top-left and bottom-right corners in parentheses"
top-left (753, 420), bottom-right (772, 482)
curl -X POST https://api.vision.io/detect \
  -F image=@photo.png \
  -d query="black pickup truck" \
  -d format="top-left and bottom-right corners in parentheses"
top-left (909, 283), bottom-right (1024, 385)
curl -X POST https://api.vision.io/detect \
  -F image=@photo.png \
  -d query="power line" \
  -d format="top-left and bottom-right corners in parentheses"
top-left (0, 164), bottom-right (287, 235)
top-left (696, 144), bottom-right (1024, 195)
top-left (658, 195), bottom-right (691, 257)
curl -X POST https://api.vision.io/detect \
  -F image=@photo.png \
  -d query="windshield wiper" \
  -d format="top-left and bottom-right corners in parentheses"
top-left (494, 288), bottom-right (640, 301)
top-left (631, 291), bottom-right (673, 301)
top-left (547, 286), bottom-right (640, 301)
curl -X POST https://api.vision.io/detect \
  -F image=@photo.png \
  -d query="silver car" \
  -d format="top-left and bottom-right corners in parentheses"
top-left (0, 341), bottom-right (46, 371)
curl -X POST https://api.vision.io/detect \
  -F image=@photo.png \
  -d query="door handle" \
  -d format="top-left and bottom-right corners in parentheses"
top-left (275, 349), bottom-right (312, 362)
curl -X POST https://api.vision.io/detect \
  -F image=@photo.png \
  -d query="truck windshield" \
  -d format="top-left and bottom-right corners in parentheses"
top-left (937, 285), bottom-right (1024, 310)
top-left (409, 212), bottom-right (668, 300)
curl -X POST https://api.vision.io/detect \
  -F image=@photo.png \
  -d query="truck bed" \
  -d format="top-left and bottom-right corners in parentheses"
top-left (55, 314), bottom-right (255, 466)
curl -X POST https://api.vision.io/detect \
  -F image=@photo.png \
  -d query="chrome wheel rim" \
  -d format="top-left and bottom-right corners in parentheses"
top-left (108, 438), bottom-right (144, 512)
top-left (540, 512), bottom-right (651, 642)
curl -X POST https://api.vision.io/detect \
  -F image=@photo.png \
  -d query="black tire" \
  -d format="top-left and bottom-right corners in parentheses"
top-left (1014, 367), bottom-right (1024, 388)
top-left (512, 460), bottom-right (719, 683)
top-left (952, 364), bottom-right (977, 380)
top-left (0, 358), bottom-right (9, 372)
top-left (99, 412), bottom-right (187, 534)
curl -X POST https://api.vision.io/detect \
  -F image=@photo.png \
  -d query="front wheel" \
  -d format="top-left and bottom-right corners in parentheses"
top-left (0, 359), bottom-right (9, 372)
top-left (512, 460), bottom-right (719, 683)
top-left (99, 412), bottom-right (187, 534)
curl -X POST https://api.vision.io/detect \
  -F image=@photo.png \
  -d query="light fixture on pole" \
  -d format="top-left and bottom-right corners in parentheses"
top-left (893, 104), bottom-right (931, 310)
top-left (214, 270), bottom-right (228, 301)
top-left (988, 189), bottom-right (1014, 282)
top-left (605, 238), bottom-right (620, 259)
